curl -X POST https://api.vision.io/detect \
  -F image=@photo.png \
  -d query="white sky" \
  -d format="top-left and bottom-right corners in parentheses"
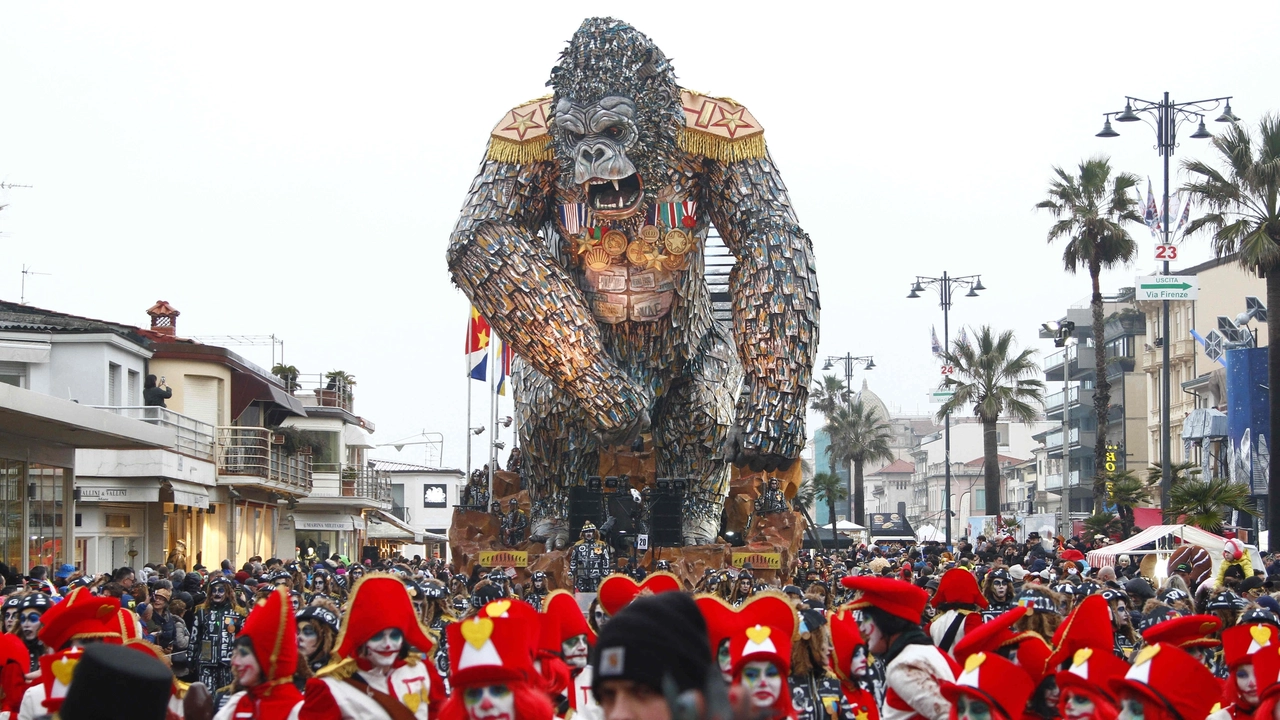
top-left (2, 2), bottom-right (1276, 472)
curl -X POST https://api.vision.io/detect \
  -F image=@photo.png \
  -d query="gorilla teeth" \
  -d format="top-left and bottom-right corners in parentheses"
top-left (612, 179), bottom-right (621, 191)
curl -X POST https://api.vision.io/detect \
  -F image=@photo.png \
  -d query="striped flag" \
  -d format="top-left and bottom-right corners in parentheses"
top-left (1176, 195), bottom-right (1193, 233)
top-left (956, 327), bottom-right (970, 349)
top-left (931, 326), bottom-right (943, 356)
top-left (1144, 179), bottom-right (1159, 236)
top-left (497, 336), bottom-right (514, 396)
top-left (466, 307), bottom-right (491, 381)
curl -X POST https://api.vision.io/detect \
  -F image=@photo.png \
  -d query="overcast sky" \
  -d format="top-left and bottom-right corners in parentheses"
top-left (2, 2), bottom-right (1276, 472)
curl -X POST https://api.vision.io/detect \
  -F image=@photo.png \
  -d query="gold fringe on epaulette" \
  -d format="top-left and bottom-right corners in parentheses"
top-left (173, 679), bottom-right (190, 699)
top-left (487, 136), bottom-right (555, 165)
top-left (314, 656), bottom-right (358, 680)
top-left (678, 128), bottom-right (767, 163)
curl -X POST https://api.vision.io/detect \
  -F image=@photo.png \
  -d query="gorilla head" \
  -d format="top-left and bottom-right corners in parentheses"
top-left (548, 18), bottom-right (683, 222)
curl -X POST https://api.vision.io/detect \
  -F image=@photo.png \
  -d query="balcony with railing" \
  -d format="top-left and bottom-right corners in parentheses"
top-left (287, 373), bottom-right (355, 414)
top-left (92, 406), bottom-right (214, 461)
top-left (1045, 473), bottom-right (1063, 490)
top-left (215, 427), bottom-right (313, 496)
top-left (303, 463), bottom-right (392, 509)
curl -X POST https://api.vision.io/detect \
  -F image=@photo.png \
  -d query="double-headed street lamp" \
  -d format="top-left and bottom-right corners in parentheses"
top-left (1096, 92), bottom-right (1237, 510)
top-left (909, 272), bottom-right (986, 546)
top-left (822, 354), bottom-right (876, 398)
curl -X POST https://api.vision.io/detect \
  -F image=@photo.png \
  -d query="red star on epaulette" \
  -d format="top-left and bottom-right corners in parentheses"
top-left (503, 108), bottom-right (543, 141)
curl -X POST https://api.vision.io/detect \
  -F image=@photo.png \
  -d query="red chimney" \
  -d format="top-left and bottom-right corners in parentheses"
top-left (146, 300), bottom-right (180, 337)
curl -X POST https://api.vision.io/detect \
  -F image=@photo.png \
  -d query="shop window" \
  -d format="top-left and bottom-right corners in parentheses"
top-left (309, 431), bottom-right (342, 473)
top-left (27, 464), bottom-right (64, 570)
top-left (105, 514), bottom-right (131, 529)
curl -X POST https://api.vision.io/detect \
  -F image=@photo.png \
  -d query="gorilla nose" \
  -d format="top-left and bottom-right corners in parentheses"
top-left (580, 146), bottom-right (607, 164)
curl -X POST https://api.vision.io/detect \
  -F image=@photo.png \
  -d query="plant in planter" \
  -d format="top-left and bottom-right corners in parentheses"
top-left (271, 364), bottom-right (301, 391)
top-left (322, 370), bottom-right (356, 407)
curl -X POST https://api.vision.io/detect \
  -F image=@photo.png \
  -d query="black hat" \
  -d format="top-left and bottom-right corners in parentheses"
top-left (1208, 589), bottom-right (1248, 611)
top-left (297, 605), bottom-right (340, 633)
top-left (60, 644), bottom-right (172, 720)
top-left (592, 592), bottom-right (711, 698)
top-left (1241, 575), bottom-right (1266, 594)
top-left (19, 594), bottom-right (52, 612)
top-left (1124, 578), bottom-right (1156, 602)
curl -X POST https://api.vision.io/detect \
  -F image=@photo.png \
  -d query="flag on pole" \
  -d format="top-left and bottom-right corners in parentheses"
top-left (1176, 194), bottom-right (1192, 233)
top-left (956, 326), bottom-right (970, 349)
top-left (931, 326), bottom-right (943, 356)
top-left (466, 307), bottom-right (491, 381)
top-left (496, 336), bottom-right (514, 396)
top-left (1144, 178), bottom-right (1159, 236)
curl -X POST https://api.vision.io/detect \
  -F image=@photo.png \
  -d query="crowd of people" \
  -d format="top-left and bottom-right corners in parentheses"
top-left (2, 528), bottom-right (1280, 720)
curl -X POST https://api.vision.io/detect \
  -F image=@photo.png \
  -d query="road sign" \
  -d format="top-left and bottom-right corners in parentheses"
top-left (940, 365), bottom-right (956, 375)
top-left (1154, 244), bottom-right (1180, 261)
top-left (927, 390), bottom-right (955, 403)
top-left (1136, 275), bottom-right (1198, 301)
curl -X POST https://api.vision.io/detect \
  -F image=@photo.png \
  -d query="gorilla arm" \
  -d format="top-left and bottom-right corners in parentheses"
top-left (703, 153), bottom-right (820, 471)
top-left (447, 159), bottom-right (651, 443)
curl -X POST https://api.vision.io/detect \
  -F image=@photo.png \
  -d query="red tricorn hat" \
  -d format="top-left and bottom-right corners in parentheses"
top-left (1060, 549), bottom-right (1085, 563)
top-left (930, 568), bottom-right (988, 609)
top-left (1048, 594), bottom-right (1114, 668)
top-left (727, 593), bottom-right (797, 678)
top-left (448, 599), bottom-right (538, 689)
top-left (1054, 647), bottom-right (1129, 713)
top-left (1108, 644), bottom-right (1218, 720)
top-left (1139, 614), bottom-right (1222, 650)
top-left (239, 587), bottom-right (298, 685)
top-left (597, 572), bottom-right (681, 617)
top-left (940, 652), bottom-right (1034, 720)
top-left (841, 576), bottom-right (929, 623)
top-left (695, 594), bottom-right (739, 655)
top-left (542, 590), bottom-right (590, 645)
top-left (953, 606), bottom-right (1028, 664)
top-left (113, 607), bottom-right (142, 641)
top-left (38, 588), bottom-right (122, 650)
top-left (828, 607), bottom-right (867, 686)
top-left (333, 574), bottom-right (436, 660)
top-left (1223, 622), bottom-right (1277, 669)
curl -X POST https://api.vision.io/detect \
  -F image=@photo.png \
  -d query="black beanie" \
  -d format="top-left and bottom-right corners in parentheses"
top-left (61, 643), bottom-right (173, 720)
top-left (592, 592), bottom-right (712, 698)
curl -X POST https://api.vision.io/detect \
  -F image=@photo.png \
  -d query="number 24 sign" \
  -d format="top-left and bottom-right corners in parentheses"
top-left (1155, 244), bottom-right (1179, 261)
top-left (940, 365), bottom-right (956, 375)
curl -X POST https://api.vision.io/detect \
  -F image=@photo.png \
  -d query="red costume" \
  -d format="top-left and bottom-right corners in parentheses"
top-left (927, 569), bottom-right (987, 657)
top-left (1210, 623), bottom-right (1279, 720)
top-left (939, 652), bottom-right (1033, 720)
top-left (828, 608), bottom-right (879, 720)
top-left (726, 593), bottom-right (798, 720)
top-left (439, 599), bottom-right (553, 720)
top-left (1109, 643), bottom-right (1219, 720)
top-left (214, 586), bottom-right (304, 720)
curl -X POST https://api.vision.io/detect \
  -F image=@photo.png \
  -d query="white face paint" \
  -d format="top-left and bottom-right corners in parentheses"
top-left (19, 611), bottom-right (42, 642)
top-left (1117, 695), bottom-right (1146, 720)
top-left (740, 661), bottom-right (782, 710)
top-left (1063, 692), bottom-right (1096, 720)
top-left (848, 646), bottom-right (868, 677)
top-left (1237, 662), bottom-right (1259, 706)
top-left (562, 634), bottom-right (589, 669)
top-left (361, 628), bottom-right (404, 670)
top-left (856, 613), bottom-right (886, 655)
top-left (297, 621), bottom-right (320, 658)
top-left (717, 639), bottom-right (733, 683)
top-left (231, 640), bottom-right (263, 688)
top-left (463, 684), bottom-right (514, 720)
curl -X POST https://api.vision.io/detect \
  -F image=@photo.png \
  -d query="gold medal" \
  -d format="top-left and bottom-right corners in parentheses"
top-left (584, 247), bottom-right (611, 271)
top-left (626, 240), bottom-right (651, 265)
top-left (602, 230), bottom-right (628, 257)
top-left (640, 225), bottom-right (660, 243)
top-left (664, 228), bottom-right (692, 256)
top-left (662, 253), bottom-right (688, 271)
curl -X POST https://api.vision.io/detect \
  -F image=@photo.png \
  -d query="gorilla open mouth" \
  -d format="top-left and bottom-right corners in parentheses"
top-left (586, 174), bottom-right (643, 218)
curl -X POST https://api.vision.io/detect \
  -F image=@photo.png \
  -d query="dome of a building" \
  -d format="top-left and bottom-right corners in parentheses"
top-left (855, 379), bottom-right (890, 422)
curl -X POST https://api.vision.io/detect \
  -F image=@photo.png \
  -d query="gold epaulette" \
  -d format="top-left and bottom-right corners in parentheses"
top-left (173, 679), bottom-right (190, 699)
top-left (678, 89), bottom-right (766, 163)
top-left (487, 96), bottom-right (555, 164)
top-left (314, 657), bottom-right (358, 680)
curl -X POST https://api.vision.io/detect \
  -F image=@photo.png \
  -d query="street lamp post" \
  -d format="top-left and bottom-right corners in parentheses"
top-left (821, 353), bottom-right (876, 522)
top-left (909, 272), bottom-right (985, 547)
top-left (1096, 92), bottom-right (1237, 511)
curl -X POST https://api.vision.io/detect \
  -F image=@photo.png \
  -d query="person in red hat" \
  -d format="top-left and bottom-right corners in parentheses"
top-left (842, 576), bottom-right (955, 720)
top-left (1139, 613), bottom-right (1222, 673)
top-left (441, 599), bottom-right (553, 720)
top-left (939, 652), bottom-right (1033, 720)
top-left (542, 589), bottom-right (597, 719)
top-left (214, 586), bottom-right (304, 720)
top-left (928, 569), bottom-right (987, 657)
top-left (1209, 623), bottom-right (1279, 720)
top-left (727, 594), bottom-right (797, 720)
top-left (829, 608), bottom-right (879, 720)
top-left (695, 594), bottom-right (738, 685)
top-left (1055, 647), bottom-right (1130, 720)
top-left (300, 574), bottom-right (441, 720)
top-left (16, 586), bottom-right (123, 720)
top-left (1109, 643), bottom-right (1219, 720)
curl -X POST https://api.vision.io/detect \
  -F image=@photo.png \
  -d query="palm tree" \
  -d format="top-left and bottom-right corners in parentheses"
top-left (1036, 157), bottom-right (1143, 513)
top-left (1181, 115), bottom-right (1280, 550)
top-left (823, 398), bottom-right (894, 527)
top-left (937, 326), bottom-right (1045, 517)
top-left (1083, 511), bottom-right (1121, 540)
top-left (810, 374), bottom-right (848, 417)
top-left (1104, 469), bottom-right (1157, 538)
top-left (791, 464), bottom-right (823, 550)
top-left (1165, 473), bottom-right (1258, 532)
top-left (812, 471), bottom-right (847, 546)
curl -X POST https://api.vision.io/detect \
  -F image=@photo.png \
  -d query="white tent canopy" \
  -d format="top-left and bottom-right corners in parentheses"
top-left (821, 520), bottom-right (866, 532)
top-left (916, 524), bottom-right (945, 543)
top-left (1086, 524), bottom-right (1265, 578)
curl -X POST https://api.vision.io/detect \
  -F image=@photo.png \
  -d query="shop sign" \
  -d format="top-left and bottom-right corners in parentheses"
top-left (423, 484), bottom-right (448, 508)
top-left (478, 550), bottom-right (528, 567)
top-left (78, 486), bottom-right (158, 503)
top-left (731, 552), bottom-right (781, 570)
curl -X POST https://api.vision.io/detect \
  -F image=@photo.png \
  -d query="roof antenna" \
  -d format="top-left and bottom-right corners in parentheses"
top-left (20, 265), bottom-right (51, 305)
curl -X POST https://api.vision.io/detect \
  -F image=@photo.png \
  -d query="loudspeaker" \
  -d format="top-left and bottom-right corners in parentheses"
top-left (569, 486), bottom-right (604, 539)
top-left (605, 493), bottom-right (640, 535)
top-left (649, 494), bottom-right (683, 547)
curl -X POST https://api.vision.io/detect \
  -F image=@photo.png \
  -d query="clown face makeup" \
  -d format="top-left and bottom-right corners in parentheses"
top-left (1063, 692), bottom-right (1095, 720)
top-left (855, 611), bottom-right (887, 655)
top-left (210, 583), bottom-right (229, 604)
top-left (849, 646), bottom-right (868, 677)
top-left (717, 639), bottom-right (732, 683)
top-left (231, 638), bottom-right (263, 688)
top-left (3, 607), bottom-right (18, 634)
top-left (956, 694), bottom-right (993, 720)
top-left (562, 633), bottom-right (589, 669)
top-left (362, 628), bottom-right (405, 670)
top-left (1237, 663), bottom-right (1259, 706)
top-left (592, 605), bottom-right (608, 630)
top-left (741, 661), bottom-right (782, 709)
top-left (290, 593), bottom-right (302, 612)
top-left (991, 579), bottom-right (1010, 601)
top-left (19, 611), bottom-right (42, 641)
top-left (1117, 695), bottom-right (1146, 720)
top-left (297, 620), bottom-right (320, 658)
top-left (463, 684), bottom-right (514, 720)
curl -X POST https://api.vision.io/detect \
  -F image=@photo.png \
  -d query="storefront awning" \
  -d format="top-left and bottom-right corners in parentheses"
top-left (168, 480), bottom-right (210, 510)
top-left (292, 513), bottom-right (366, 531)
top-left (77, 477), bottom-right (163, 503)
top-left (368, 509), bottom-right (421, 542)
top-left (343, 425), bottom-right (376, 449)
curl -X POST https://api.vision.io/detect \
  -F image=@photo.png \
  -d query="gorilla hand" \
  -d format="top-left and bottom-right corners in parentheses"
top-left (725, 382), bottom-right (804, 472)
top-left (589, 372), bottom-right (652, 448)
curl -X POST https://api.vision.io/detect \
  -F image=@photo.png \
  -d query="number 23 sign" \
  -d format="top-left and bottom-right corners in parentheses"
top-left (1155, 244), bottom-right (1179, 261)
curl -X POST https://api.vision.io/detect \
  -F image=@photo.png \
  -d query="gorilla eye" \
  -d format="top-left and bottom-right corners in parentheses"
top-left (604, 126), bottom-right (623, 139)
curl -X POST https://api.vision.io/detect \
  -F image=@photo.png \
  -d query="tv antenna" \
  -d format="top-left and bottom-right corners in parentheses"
top-left (20, 265), bottom-right (51, 305)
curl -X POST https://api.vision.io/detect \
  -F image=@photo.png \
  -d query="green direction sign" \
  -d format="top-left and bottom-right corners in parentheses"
top-left (927, 390), bottom-right (955, 404)
top-left (1135, 275), bottom-right (1198, 300)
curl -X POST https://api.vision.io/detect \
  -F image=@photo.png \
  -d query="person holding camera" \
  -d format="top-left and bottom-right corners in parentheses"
top-left (143, 374), bottom-right (172, 408)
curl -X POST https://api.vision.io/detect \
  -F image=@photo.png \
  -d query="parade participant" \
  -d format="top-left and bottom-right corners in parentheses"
top-left (755, 478), bottom-right (790, 516)
top-left (300, 574), bottom-right (441, 720)
top-left (1054, 647), bottom-right (1129, 720)
top-left (1013, 585), bottom-right (1065, 640)
top-left (214, 587), bottom-right (305, 720)
top-left (502, 498), bottom-right (529, 546)
top-left (1099, 589), bottom-right (1137, 659)
top-left (939, 652), bottom-right (1033, 720)
top-left (730, 571), bottom-right (756, 606)
top-left (695, 594), bottom-right (737, 685)
top-left (533, 607), bottom-right (573, 713)
top-left (419, 579), bottom-right (456, 683)
top-left (192, 576), bottom-right (246, 699)
top-left (544, 589), bottom-right (598, 718)
top-left (0, 631), bottom-right (27, 718)
top-left (440, 599), bottom-right (553, 720)
top-left (569, 523), bottom-right (612, 593)
top-left (523, 571), bottom-right (550, 612)
top-left (1108, 643), bottom-right (1218, 720)
top-left (16, 593), bottom-right (52, 678)
top-left (829, 608), bottom-right (879, 720)
top-left (727, 593), bottom-right (797, 720)
top-left (1208, 622), bottom-right (1278, 720)
top-left (1209, 589), bottom-right (1250, 634)
top-left (1139, 613), bottom-right (1222, 675)
top-left (842, 576), bottom-right (955, 720)
top-left (17, 587), bottom-right (123, 720)
top-left (979, 568), bottom-right (1014, 619)
top-left (928, 568), bottom-right (987, 657)
top-left (1, 596), bottom-right (21, 636)
top-left (787, 607), bottom-right (847, 720)
top-left (297, 605), bottom-right (341, 676)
